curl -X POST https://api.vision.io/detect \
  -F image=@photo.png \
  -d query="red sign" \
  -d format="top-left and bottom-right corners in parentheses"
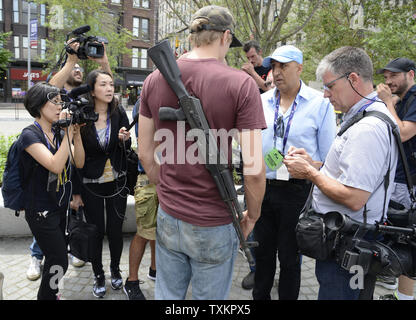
top-left (10, 68), bottom-right (48, 81)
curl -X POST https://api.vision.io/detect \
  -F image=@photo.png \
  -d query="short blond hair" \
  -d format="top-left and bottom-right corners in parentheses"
top-left (189, 17), bottom-right (232, 47)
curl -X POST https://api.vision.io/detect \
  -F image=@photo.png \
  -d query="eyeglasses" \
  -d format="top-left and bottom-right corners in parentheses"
top-left (73, 67), bottom-right (84, 72)
top-left (47, 92), bottom-right (65, 106)
top-left (323, 73), bottom-right (350, 91)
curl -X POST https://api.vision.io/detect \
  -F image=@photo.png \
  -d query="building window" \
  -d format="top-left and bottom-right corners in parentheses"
top-left (22, 36), bottom-right (28, 59)
top-left (13, 0), bottom-right (19, 23)
top-left (0, 1), bottom-right (3, 21)
top-left (133, 17), bottom-right (149, 40)
top-left (111, 0), bottom-right (121, 3)
top-left (41, 39), bottom-right (46, 59)
top-left (40, 4), bottom-right (45, 25)
top-left (22, 1), bottom-right (38, 24)
top-left (14, 36), bottom-right (20, 59)
top-left (133, 0), bottom-right (150, 9)
top-left (132, 48), bottom-right (148, 69)
top-left (13, 1), bottom-right (42, 24)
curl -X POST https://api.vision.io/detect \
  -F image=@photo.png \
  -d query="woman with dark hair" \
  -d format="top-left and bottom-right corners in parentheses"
top-left (77, 69), bottom-right (131, 298)
top-left (21, 82), bottom-right (85, 300)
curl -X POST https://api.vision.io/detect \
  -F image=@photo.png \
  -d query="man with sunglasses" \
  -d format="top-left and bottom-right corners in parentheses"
top-left (284, 46), bottom-right (399, 300)
top-left (252, 45), bottom-right (336, 300)
top-left (376, 58), bottom-right (416, 300)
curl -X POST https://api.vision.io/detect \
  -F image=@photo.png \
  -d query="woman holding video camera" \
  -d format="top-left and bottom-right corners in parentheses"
top-left (21, 82), bottom-right (85, 300)
top-left (77, 69), bottom-right (131, 298)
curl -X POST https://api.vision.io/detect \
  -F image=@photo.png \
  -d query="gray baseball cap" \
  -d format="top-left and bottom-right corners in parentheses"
top-left (190, 5), bottom-right (242, 48)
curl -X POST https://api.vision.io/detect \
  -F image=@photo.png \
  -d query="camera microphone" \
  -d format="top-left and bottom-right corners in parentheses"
top-left (72, 25), bottom-right (91, 35)
top-left (68, 84), bottom-right (91, 99)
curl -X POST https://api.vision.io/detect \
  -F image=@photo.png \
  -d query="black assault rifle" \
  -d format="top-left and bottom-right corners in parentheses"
top-left (148, 40), bottom-right (258, 267)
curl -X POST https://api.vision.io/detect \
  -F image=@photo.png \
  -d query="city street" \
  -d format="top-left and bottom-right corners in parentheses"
top-left (0, 105), bottom-right (406, 301)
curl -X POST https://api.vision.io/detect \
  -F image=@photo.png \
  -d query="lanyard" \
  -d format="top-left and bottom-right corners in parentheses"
top-left (357, 99), bottom-right (376, 113)
top-left (34, 121), bottom-right (59, 151)
top-left (273, 92), bottom-right (298, 153)
top-left (95, 110), bottom-right (111, 150)
top-left (34, 121), bottom-right (66, 191)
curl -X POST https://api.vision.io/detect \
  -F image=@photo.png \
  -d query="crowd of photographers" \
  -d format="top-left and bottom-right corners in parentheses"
top-left (12, 4), bottom-right (416, 301)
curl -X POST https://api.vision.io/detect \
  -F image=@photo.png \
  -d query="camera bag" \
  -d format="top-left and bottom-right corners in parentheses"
top-left (295, 186), bottom-right (336, 260)
top-left (67, 207), bottom-right (98, 263)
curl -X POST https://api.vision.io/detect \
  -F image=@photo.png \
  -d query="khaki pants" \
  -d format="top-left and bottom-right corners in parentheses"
top-left (134, 174), bottom-right (158, 240)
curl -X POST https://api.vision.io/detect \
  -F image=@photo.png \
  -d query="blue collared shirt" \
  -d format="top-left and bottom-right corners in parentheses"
top-left (261, 81), bottom-right (337, 180)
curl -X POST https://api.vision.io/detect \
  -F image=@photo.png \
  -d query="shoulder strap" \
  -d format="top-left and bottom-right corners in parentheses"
top-left (364, 111), bottom-right (414, 196)
top-left (19, 124), bottom-right (41, 214)
top-left (402, 91), bottom-right (416, 116)
top-left (337, 110), bottom-right (412, 222)
top-left (337, 110), bottom-right (411, 191)
top-left (400, 91), bottom-right (416, 169)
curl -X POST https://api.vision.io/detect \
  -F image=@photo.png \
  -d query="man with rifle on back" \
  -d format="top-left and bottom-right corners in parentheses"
top-left (138, 5), bottom-right (266, 299)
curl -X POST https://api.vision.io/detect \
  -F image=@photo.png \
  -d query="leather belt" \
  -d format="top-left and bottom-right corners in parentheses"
top-left (266, 179), bottom-right (310, 187)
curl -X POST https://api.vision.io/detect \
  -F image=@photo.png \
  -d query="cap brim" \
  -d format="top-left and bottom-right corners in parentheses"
top-left (263, 55), bottom-right (293, 68)
top-left (376, 67), bottom-right (406, 74)
top-left (230, 35), bottom-right (242, 48)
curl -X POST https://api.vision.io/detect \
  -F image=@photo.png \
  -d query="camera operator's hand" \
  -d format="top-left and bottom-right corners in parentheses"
top-left (59, 110), bottom-right (74, 138)
top-left (66, 38), bottom-right (80, 61)
top-left (118, 127), bottom-right (130, 142)
top-left (88, 42), bottom-right (112, 77)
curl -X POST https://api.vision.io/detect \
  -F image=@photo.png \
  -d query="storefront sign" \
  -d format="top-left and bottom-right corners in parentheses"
top-left (10, 68), bottom-right (48, 81)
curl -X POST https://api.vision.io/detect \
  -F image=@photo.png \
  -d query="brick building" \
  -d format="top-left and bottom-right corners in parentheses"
top-left (0, 0), bottom-right (158, 103)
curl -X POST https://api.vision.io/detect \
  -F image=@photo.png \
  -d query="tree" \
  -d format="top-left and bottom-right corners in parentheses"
top-left (300, 0), bottom-right (416, 84)
top-left (161, 0), bottom-right (322, 67)
top-left (0, 32), bottom-right (13, 71)
top-left (33, 0), bottom-right (133, 79)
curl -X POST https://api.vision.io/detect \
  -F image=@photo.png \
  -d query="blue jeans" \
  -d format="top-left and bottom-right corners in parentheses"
top-left (155, 206), bottom-right (239, 300)
top-left (30, 237), bottom-right (44, 260)
top-left (315, 259), bottom-right (361, 300)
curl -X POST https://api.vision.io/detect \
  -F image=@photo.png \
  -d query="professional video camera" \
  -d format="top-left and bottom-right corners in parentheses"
top-left (65, 25), bottom-right (108, 60)
top-left (53, 84), bottom-right (98, 128)
top-left (324, 210), bottom-right (416, 279)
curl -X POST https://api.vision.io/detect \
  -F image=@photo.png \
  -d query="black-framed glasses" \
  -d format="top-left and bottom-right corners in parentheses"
top-left (323, 73), bottom-right (350, 91)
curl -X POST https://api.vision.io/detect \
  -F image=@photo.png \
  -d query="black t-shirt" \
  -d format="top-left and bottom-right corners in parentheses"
top-left (19, 125), bottom-right (71, 212)
top-left (254, 65), bottom-right (271, 94)
top-left (395, 85), bottom-right (416, 184)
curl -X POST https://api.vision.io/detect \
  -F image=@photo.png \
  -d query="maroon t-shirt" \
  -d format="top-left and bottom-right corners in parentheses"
top-left (140, 58), bottom-right (266, 227)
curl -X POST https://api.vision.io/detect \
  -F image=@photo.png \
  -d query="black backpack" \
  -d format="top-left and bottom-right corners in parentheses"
top-left (2, 125), bottom-right (38, 216)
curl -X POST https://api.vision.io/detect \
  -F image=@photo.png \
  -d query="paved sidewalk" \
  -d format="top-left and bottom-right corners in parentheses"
top-left (0, 234), bottom-right (398, 300)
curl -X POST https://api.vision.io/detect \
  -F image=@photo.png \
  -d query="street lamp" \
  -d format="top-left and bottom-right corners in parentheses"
top-left (27, 1), bottom-right (31, 90)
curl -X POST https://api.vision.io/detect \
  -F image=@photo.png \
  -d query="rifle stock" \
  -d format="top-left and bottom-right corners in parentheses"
top-left (148, 41), bottom-right (188, 100)
top-left (148, 40), bottom-right (257, 267)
